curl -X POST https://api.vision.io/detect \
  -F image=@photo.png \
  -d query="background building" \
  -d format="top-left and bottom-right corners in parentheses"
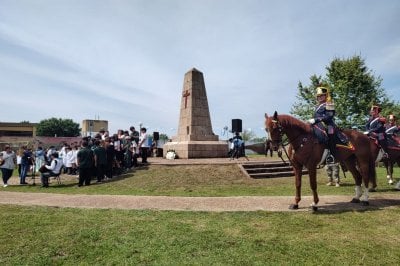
top-left (81, 119), bottom-right (108, 137)
top-left (0, 122), bottom-right (38, 137)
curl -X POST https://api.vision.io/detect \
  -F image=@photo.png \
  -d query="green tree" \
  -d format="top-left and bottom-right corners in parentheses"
top-left (291, 55), bottom-right (399, 128)
top-left (36, 118), bottom-right (80, 137)
top-left (159, 133), bottom-right (169, 141)
top-left (291, 75), bottom-right (323, 120)
top-left (241, 129), bottom-right (256, 142)
top-left (252, 136), bottom-right (267, 143)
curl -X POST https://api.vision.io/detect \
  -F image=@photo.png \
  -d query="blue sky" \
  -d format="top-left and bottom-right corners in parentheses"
top-left (0, 0), bottom-right (399, 138)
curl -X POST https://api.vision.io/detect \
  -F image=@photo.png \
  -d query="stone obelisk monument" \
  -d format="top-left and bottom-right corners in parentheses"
top-left (163, 68), bottom-right (228, 158)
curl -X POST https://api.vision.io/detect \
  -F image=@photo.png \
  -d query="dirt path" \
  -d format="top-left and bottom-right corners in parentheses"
top-left (1, 191), bottom-right (400, 212)
top-left (2, 158), bottom-right (400, 212)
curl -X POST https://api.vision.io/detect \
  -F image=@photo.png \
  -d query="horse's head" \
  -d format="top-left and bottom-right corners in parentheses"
top-left (265, 111), bottom-right (283, 151)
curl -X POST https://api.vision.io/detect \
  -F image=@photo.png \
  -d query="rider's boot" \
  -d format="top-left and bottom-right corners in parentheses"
top-left (326, 135), bottom-right (336, 165)
top-left (379, 139), bottom-right (390, 159)
top-left (326, 153), bottom-right (335, 164)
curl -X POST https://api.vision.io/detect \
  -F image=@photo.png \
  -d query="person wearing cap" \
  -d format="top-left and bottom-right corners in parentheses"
top-left (0, 145), bottom-right (17, 187)
top-left (365, 105), bottom-right (389, 158)
top-left (308, 86), bottom-right (337, 164)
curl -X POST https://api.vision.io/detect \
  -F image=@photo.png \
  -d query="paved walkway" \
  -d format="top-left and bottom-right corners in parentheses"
top-left (1, 191), bottom-right (400, 212)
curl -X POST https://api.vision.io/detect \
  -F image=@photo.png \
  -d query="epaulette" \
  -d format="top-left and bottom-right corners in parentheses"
top-left (326, 102), bottom-right (335, 111)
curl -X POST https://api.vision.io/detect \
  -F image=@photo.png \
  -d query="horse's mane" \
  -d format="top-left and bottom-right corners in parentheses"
top-left (277, 114), bottom-right (312, 134)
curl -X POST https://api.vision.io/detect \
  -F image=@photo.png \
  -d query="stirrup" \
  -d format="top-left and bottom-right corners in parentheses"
top-left (326, 154), bottom-right (335, 164)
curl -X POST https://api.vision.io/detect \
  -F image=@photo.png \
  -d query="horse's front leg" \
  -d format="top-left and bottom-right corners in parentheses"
top-left (289, 166), bottom-right (303, 210)
top-left (308, 167), bottom-right (319, 211)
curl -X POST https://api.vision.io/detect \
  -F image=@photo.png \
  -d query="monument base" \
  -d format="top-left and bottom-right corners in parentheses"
top-left (163, 141), bottom-right (229, 159)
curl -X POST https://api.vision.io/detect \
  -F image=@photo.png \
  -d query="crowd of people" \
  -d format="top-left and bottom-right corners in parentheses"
top-left (0, 126), bottom-right (153, 188)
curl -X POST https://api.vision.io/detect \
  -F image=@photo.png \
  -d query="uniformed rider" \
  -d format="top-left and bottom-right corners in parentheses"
top-left (365, 105), bottom-right (389, 157)
top-left (385, 114), bottom-right (400, 137)
top-left (308, 86), bottom-right (337, 164)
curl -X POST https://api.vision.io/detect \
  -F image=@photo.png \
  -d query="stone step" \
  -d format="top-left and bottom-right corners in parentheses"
top-left (249, 170), bottom-right (309, 179)
top-left (240, 161), bottom-right (309, 179)
top-left (245, 166), bottom-right (294, 174)
top-left (242, 161), bottom-right (290, 169)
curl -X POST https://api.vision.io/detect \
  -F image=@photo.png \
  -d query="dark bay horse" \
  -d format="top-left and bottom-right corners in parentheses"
top-left (369, 136), bottom-right (400, 187)
top-left (265, 112), bottom-right (376, 210)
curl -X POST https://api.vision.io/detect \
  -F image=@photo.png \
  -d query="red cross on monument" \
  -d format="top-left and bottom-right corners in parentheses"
top-left (182, 90), bottom-right (190, 108)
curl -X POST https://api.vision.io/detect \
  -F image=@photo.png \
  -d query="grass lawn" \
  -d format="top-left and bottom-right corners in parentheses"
top-left (4, 162), bottom-right (400, 197)
top-left (1, 205), bottom-right (400, 265)
top-left (1, 160), bottom-right (400, 265)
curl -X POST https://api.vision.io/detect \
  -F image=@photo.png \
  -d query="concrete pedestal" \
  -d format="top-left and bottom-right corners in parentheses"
top-left (163, 141), bottom-right (228, 159)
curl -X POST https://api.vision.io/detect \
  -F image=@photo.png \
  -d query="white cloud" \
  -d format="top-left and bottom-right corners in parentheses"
top-left (0, 0), bottom-right (399, 136)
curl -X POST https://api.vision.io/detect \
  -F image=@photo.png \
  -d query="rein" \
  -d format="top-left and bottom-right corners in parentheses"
top-left (271, 119), bottom-right (309, 166)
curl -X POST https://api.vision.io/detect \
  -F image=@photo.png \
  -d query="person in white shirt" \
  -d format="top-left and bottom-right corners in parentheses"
top-left (65, 146), bottom-right (74, 174)
top-left (46, 146), bottom-right (56, 163)
top-left (138, 127), bottom-right (149, 164)
top-left (59, 143), bottom-right (69, 173)
top-left (40, 152), bottom-right (63, 187)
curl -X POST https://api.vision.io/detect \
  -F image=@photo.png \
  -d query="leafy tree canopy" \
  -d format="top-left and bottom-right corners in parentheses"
top-left (36, 118), bottom-right (80, 137)
top-left (291, 55), bottom-right (399, 129)
top-left (159, 133), bottom-right (169, 141)
top-left (240, 129), bottom-right (256, 142)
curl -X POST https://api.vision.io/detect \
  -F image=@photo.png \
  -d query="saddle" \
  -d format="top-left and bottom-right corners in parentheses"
top-left (387, 135), bottom-right (400, 150)
top-left (311, 125), bottom-right (349, 146)
top-left (334, 130), bottom-right (349, 145)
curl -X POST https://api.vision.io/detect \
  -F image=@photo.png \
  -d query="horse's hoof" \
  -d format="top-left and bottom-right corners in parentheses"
top-left (350, 198), bottom-right (360, 203)
top-left (369, 188), bottom-right (377, 192)
top-left (310, 205), bottom-right (318, 212)
top-left (361, 201), bottom-right (369, 206)
top-left (289, 204), bottom-right (299, 210)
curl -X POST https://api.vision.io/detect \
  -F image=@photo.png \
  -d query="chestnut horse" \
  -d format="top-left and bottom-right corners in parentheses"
top-left (265, 112), bottom-right (376, 210)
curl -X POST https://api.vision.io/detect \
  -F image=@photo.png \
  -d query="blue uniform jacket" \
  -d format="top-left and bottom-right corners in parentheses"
top-left (313, 103), bottom-right (336, 134)
top-left (366, 117), bottom-right (385, 134)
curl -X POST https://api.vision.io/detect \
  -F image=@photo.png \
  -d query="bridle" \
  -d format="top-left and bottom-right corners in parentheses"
top-left (268, 119), bottom-right (284, 149)
top-left (267, 117), bottom-right (309, 164)
top-left (267, 118), bottom-right (290, 164)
